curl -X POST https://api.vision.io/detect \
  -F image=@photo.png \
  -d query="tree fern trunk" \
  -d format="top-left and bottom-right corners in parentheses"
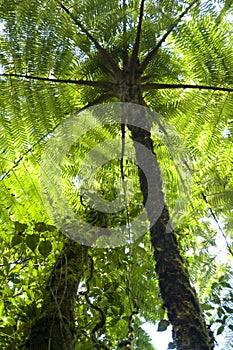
top-left (122, 89), bottom-right (212, 350)
top-left (26, 241), bottom-right (88, 350)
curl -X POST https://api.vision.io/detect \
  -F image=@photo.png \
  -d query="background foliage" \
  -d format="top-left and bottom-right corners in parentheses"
top-left (0, 0), bottom-right (232, 349)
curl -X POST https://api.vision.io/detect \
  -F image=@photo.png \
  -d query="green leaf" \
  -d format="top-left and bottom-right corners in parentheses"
top-left (223, 306), bottom-right (233, 313)
top-left (0, 326), bottom-right (15, 335)
top-left (220, 282), bottom-right (232, 289)
top-left (168, 341), bottom-right (176, 349)
top-left (157, 319), bottom-right (170, 332)
top-left (0, 301), bottom-right (4, 317)
top-left (217, 307), bottom-right (223, 318)
top-left (201, 304), bottom-right (214, 311)
top-left (216, 325), bottom-right (224, 335)
top-left (4, 316), bottom-right (16, 326)
top-left (34, 222), bottom-right (48, 232)
top-left (38, 240), bottom-right (52, 258)
top-left (211, 282), bottom-right (219, 290)
top-left (11, 234), bottom-right (23, 246)
top-left (213, 294), bottom-right (221, 304)
top-left (15, 221), bottom-right (27, 234)
top-left (158, 307), bottom-right (165, 319)
top-left (34, 222), bottom-right (56, 232)
top-left (26, 234), bottom-right (39, 252)
top-left (218, 276), bottom-right (225, 283)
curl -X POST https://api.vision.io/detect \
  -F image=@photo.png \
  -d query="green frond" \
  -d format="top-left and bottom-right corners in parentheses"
top-left (0, 0), bottom-right (232, 348)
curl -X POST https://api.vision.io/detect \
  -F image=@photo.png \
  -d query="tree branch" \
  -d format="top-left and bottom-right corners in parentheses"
top-left (128, 0), bottom-right (145, 76)
top-left (60, 3), bottom-right (122, 79)
top-left (1, 73), bottom-right (115, 89)
top-left (138, 0), bottom-right (199, 73)
top-left (141, 82), bottom-right (233, 93)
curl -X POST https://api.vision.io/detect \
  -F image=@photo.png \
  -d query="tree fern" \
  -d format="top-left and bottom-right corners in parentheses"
top-left (0, 1), bottom-right (232, 349)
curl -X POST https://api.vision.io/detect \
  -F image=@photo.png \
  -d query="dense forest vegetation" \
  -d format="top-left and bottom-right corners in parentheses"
top-left (0, 1), bottom-right (232, 349)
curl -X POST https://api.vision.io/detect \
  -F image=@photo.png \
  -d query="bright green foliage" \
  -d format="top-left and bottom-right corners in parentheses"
top-left (0, 0), bottom-right (233, 349)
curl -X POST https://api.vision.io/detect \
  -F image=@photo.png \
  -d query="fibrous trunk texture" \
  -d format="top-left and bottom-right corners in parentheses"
top-left (26, 241), bottom-right (88, 350)
top-left (122, 89), bottom-right (212, 350)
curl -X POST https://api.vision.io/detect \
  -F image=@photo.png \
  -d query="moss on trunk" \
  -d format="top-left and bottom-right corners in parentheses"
top-left (151, 206), bottom-right (211, 349)
top-left (123, 89), bottom-right (212, 349)
top-left (26, 241), bottom-right (88, 350)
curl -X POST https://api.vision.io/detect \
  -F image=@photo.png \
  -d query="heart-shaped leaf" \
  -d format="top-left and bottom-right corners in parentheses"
top-left (38, 240), bottom-right (52, 258)
top-left (26, 234), bottom-right (39, 251)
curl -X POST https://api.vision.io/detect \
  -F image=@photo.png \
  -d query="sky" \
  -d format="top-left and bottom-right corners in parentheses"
top-left (142, 320), bottom-right (229, 350)
top-left (142, 322), bottom-right (173, 350)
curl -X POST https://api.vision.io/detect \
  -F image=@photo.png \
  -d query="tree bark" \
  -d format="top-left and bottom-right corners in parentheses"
top-left (26, 241), bottom-right (88, 350)
top-left (121, 89), bottom-right (212, 349)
